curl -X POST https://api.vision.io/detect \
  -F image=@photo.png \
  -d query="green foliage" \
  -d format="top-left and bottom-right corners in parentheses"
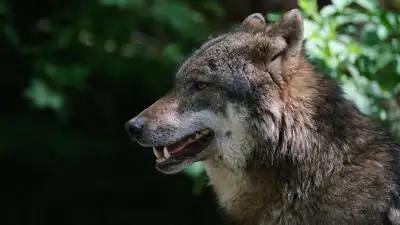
top-left (299, 0), bottom-right (400, 140)
top-left (7, 0), bottom-right (224, 116)
top-left (25, 78), bottom-right (65, 112)
top-left (300, 0), bottom-right (400, 119)
top-left (184, 162), bottom-right (207, 195)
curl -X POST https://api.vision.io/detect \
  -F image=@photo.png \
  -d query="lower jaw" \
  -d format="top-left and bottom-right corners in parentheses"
top-left (155, 149), bottom-right (214, 174)
top-left (155, 159), bottom-right (193, 174)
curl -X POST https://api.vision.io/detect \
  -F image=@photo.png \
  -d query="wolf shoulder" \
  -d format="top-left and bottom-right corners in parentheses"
top-left (387, 141), bottom-right (400, 225)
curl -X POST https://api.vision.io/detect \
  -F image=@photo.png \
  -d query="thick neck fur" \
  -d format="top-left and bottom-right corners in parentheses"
top-left (204, 55), bottom-right (397, 225)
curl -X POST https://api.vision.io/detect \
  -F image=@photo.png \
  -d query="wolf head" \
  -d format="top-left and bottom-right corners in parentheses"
top-left (125, 9), bottom-right (316, 174)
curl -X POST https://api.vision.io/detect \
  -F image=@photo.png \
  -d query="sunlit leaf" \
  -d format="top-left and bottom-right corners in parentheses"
top-left (266, 13), bottom-right (282, 22)
top-left (396, 56), bottom-right (400, 74)
top-left (303, 19), bottom-right (320, 39)
top-left (184, 162), bottom-right (205, 178)
top-left (332, 0), bottom-right (353, 11)
top-left (377, 25), bottom-right (389, 40)
top-left (24, 78), bottom-right (65, 112)
top-left (299, 0), bottom-right (322, 23)
top-left (355, 0), bottom-right (378, 12)
top-left (320, 5), bottom-right (337, 18)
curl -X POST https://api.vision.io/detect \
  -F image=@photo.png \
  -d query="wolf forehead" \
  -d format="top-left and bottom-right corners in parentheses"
top-left (178, 34), bottom-right (272, 76)
top-left (179, 25), bottom-right (288, 75)
top-left (175, 9), bottom-right (304, 80)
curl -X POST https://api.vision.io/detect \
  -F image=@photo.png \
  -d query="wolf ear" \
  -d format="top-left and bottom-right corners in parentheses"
top-left (272, 9), bottom-right (303, 56)
top-left (240, 13), bottom-right (266, 31)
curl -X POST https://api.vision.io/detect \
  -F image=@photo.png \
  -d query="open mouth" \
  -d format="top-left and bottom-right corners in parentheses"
top-left (152, 128), bottom-right (214, 174)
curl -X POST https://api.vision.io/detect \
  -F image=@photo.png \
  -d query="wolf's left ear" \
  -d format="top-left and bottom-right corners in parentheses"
top-left (240, 13), bottom-right (267, 31)
top-left (272, 9), bottom-right (303, 56)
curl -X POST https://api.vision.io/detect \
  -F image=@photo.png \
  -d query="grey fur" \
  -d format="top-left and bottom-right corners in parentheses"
top-left (126, 9), bottom-right (400, 225)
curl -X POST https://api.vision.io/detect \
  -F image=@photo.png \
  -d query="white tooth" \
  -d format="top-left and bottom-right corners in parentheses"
top-left (153, 147), bottom-right (162, 159)
top-left (201, 130), bottom-right (210, 135)
top-left (153, 147), bottom-right (157, 156)
top-left (156, 158), bottom-right (166, 163)
top-left (195, 133), bottom-right (202, 139)
top-left (164, 147), bottom-right (171, 158)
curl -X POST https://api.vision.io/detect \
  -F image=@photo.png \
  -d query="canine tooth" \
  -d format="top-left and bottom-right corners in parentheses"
top-left (200, 130), bottom-right (210, 135)
top-left (156, 158), bottom-right (166, 163)
top-left (164, 147), bottom-right (171, 158)
top-left (195, 133), bottom-right (202, 139)
top-left (153, 147), bottom-right (163, 159)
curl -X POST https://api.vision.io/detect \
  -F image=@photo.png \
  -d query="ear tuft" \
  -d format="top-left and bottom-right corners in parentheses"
top-left (274, 9), bottom-right (304, 55)
top-left (282, 9), bottom-right (303, 25)
top-left (280, 9), bottom-right (303, 39)
top-left (240, 13), bottom-right (266, 31)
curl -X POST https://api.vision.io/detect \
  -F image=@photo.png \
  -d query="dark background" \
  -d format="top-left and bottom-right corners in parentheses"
top-left (1, 0), bottom-right (400, 224)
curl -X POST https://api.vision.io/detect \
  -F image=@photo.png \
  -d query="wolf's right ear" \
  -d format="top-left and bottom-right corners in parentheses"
top-left (240, 13), bottom-right (266, 31)
top-left (272, 9), bottom-right (304, 56)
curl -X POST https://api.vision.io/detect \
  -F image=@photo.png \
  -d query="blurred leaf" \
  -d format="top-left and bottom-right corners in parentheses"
top-left (341, 77), bottom-right (373, 115)
top-left (34, 62), bottom-right (91, 89)
top-left (162, 44), bottom-right (184, 63)
top-left (99, 0), bottom-right (144, 7)
top-left (396, 56), bottom-right (400, 74)
top-left (351, 13), bottom-right (370, 23)
top-left (24, 78), bottom-right (65, 112)
top-left (185, 162), bottom-right (205, 179)
top-left (152, 1), bottom-right (206, 37)
top-left (334, 15), bottom-right (354, 26)
top-left (202, 1), bottom-right (225, 17)
top-left (303, 19), bottom-right (320, 39)
top-left (347, 64), bottom-right (360, 78)
top-left (56, 28), bottom-right (75, 49)
top-left (376, 52), bottom-right (394, 72)
top-left (193, 173), bottom-right (206, 196)
top-left (4, 25), bottom-right (20, 48)
top-left (355, 0), bottom-right (379, 12)
top-left (320, 5), bottom-right (338, 18)
top-left (361, 23), bottom-right (380, 45)
top-left (379, 13), bottom-right (392, 30)
top-left (377, 25), bottom-right (389, 40)
top-left (0, 1), bottom-right (7, 15)
top-left (332, 0), bottom-right (353, 11)
top-left (267, 13), bottom-right (282, 22)
top-left (329, 40), bottom-right (348, 57)
top-left (299, 0), bottom-right (322, 23)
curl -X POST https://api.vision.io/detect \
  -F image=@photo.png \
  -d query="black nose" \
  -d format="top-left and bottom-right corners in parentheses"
top-left (125, 117), bottom-right (146, 141)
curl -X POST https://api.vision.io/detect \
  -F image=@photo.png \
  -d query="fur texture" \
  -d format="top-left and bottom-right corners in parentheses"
top-left (125, 9), bottom-right (400, 225)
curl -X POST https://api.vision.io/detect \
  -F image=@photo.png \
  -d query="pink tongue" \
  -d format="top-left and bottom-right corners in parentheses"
top-left (168, 139), bottom-right (191, 154)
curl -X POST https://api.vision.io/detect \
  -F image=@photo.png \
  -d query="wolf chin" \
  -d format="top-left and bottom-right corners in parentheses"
top-left (125, 9), bottom-right (400, 225)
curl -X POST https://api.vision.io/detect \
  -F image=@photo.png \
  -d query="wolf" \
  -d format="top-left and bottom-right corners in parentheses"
top-left (125, 9), bottom-right (400, 225)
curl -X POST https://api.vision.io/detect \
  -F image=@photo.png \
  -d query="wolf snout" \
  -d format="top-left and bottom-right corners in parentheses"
top-left (125, 117), bottom-right (147, 141)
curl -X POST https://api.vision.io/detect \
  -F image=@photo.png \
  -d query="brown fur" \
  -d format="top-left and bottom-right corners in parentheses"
top-left (203, 54), bottom-right (400, 224)
top-left (199, 10), bottom-right (400, 225)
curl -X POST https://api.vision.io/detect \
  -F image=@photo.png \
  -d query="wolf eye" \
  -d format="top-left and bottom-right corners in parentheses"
top-left (271, 51), bottom-right (283, 62)
top-left (194, 82), bottom-right (209, 91)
